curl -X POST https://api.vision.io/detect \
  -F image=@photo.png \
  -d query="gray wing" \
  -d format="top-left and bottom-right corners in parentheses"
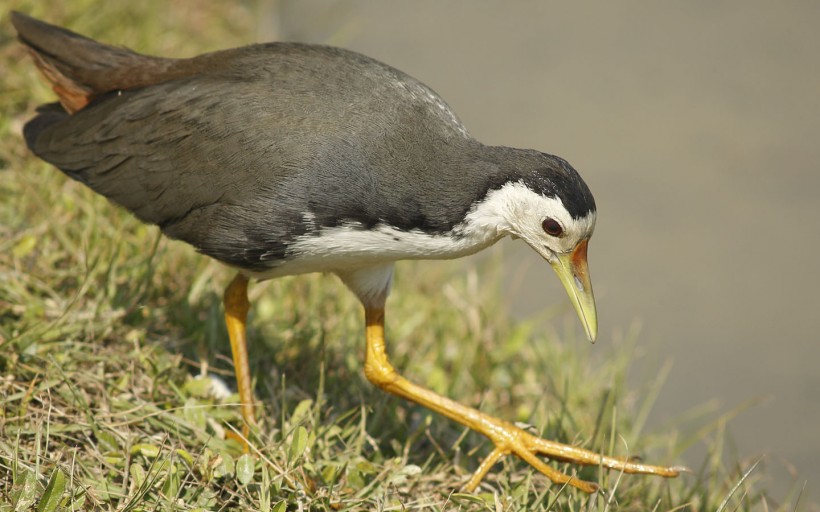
top-left (25, 44), bottom-right (483, 270)
top-left (27, 74), bottom-right (323, 270)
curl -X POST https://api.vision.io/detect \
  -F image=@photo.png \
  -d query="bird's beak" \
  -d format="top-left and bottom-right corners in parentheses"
top-left (549, 239), bottom-right (598, 342)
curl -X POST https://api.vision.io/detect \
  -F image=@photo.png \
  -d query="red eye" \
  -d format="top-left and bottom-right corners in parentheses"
top-left (542, 218), bottom-right (563, 237)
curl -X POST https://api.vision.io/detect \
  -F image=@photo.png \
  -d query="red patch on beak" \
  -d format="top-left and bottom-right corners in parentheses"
top-left (571, 239), bottom-right (590, 279)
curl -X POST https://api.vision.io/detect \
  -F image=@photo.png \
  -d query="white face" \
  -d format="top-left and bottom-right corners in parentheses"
top-left (467, 181), bottom-right (596, 260)
top-left (466, 180), bottom-right (599, 340)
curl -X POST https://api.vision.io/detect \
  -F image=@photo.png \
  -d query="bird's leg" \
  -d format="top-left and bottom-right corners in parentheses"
top-left (363, 307), bottom-right (681, 493)
top-left (223, 273), bottom-right (256, 440)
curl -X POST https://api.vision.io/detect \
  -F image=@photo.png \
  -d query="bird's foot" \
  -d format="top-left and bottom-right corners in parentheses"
top-left (463, 418), bottom-right (683, 493)
top-left (362, 307), bottom-right (685, 493)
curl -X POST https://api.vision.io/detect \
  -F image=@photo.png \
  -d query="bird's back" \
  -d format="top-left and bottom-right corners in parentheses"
top-left (14, 13), bottom-right (509, 271)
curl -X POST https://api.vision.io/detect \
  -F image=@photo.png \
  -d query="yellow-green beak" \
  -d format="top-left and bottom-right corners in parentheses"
top-left (549, 239), bottom-right (598, 342)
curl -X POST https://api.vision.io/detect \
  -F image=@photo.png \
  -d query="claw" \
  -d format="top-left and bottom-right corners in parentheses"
top-left (461, 421), bottom-right (681, 493)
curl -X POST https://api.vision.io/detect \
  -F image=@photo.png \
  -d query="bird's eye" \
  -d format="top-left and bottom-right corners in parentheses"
top-left (542, 218), bottom-right (564, 237)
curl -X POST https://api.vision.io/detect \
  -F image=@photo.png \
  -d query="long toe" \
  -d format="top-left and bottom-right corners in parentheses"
top-left (468, 420), bottom-right (681, 492)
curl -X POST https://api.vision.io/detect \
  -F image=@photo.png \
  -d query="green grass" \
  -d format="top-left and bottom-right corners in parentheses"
top-left (0, 1), bottom-right (806, 510)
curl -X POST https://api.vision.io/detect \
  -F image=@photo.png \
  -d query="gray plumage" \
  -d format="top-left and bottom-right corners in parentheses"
top-left (14, 12), bottom-right (595, 272)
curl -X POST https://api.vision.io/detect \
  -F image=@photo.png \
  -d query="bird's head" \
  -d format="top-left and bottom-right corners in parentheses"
top-left (470, 151), bottom-right (598, 341)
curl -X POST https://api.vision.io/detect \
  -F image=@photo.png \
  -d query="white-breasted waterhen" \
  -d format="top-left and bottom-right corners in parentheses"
top-left (12, 12), bottom-right (682, 493)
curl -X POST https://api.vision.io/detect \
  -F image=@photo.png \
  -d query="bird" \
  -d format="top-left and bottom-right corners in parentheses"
top-left (11, 12), bottom-right (681, 493)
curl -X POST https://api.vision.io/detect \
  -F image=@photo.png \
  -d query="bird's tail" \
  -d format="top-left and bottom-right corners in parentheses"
top-left (11, 12), bottom-right (178, 113)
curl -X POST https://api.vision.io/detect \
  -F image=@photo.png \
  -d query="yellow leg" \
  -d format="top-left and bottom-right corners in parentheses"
top-left (363, 307), bottom-right (682, 493)
top-left (223, 273), bottom-right (256, 440)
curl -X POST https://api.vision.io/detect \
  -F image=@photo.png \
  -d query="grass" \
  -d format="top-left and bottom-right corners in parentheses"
top-left (0, 1), bottom-right (807, 510)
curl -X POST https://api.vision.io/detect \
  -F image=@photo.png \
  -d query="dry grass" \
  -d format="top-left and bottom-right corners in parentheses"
top-left (0, 1), bottom-right (803, 510)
